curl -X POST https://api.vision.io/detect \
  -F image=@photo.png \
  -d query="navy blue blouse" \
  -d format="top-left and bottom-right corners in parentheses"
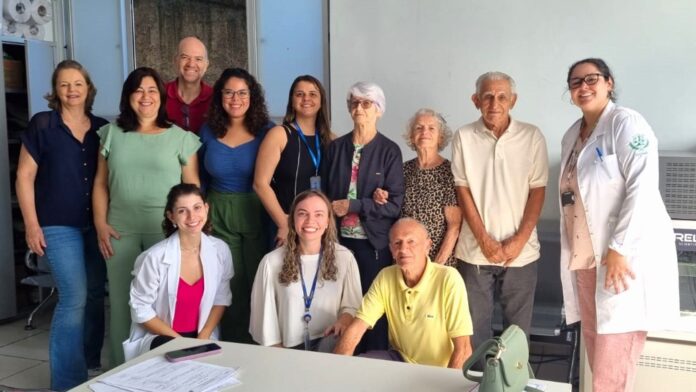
top-left (20, 110), bottom-right (108, 228)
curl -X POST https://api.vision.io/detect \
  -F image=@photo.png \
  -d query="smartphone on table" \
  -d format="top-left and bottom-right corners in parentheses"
top-left (164, 342), bottom-right (222, 362)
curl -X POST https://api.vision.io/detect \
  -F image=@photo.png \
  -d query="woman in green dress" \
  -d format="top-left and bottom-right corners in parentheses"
top-left (92, 67), bottom-right (201, 366)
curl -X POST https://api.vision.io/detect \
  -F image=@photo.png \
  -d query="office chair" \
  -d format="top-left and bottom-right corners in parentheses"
top-left (20, 250), bottom-right (56, 330)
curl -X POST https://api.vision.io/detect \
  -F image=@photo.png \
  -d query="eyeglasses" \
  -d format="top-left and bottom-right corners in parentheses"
top-left (348, 100), bottom-right (373, 110)
top-left (222, 89), bottom-right (250, 99)
top-left (568, 73), bottom-right (604, 90)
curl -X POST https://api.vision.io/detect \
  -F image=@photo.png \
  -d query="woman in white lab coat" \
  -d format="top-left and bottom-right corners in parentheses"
top-left (123, 184), bottom-right (234, 360)
top-left (559, 58), bottom-right (679, 391)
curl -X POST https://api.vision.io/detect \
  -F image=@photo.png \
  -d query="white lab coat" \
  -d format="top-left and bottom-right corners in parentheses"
top-left (558, 101), bottom-right (679, 334)
top-left (122, 232), bottom-right (234, 360)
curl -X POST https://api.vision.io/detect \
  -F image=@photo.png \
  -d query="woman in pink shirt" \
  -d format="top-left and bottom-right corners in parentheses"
top-left (123, 184), bottom-right (234, 360)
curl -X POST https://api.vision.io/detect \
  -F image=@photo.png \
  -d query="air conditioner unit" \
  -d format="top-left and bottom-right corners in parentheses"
top-left (659, 151), bottom-right (696, 220)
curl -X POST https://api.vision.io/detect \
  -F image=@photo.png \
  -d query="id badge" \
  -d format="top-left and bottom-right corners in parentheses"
top-left (310, 176), bottom-right (321, 190)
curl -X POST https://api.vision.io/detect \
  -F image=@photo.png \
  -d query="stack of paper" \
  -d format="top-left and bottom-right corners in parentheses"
top-left (467, 381), bottom-right (547, 392)
top-left (89, 356), bottom-right (240, 392)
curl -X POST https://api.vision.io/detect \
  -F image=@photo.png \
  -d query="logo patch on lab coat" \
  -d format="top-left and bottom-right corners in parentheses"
top-left (629, 134), bottom-right (649, 154)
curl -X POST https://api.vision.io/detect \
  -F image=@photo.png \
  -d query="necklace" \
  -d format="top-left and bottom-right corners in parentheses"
top-left (180, 246), bottom-right (199, 253)
top-left (580, 117), bottom-right (598, 142)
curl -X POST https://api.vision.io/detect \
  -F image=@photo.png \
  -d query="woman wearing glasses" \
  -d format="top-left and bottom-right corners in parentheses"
top-left (322, 81), bottom-right (404, 352)
top-left (199, 67), bottom-right (273, 343)
top-left (559, 58), bottom-right (678, 391)
top-left (253, 75), bottom-right (333, 248)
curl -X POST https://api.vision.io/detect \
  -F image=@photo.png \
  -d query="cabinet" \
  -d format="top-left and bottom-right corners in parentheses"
top-left (0, 37), bottom-right (54, 320)
top-left (0, 1), bottom-right (134, 321)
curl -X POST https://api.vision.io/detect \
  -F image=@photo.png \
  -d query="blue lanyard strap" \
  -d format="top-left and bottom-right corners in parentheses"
top-left (293, 121), bottom-right (321, 174)
top-left (299, 247), bottom-right (323, 317)
top-left (299, 248), bottom-right (322, 350)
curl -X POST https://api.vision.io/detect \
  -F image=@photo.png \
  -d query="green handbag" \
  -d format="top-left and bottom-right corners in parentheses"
top-left (462, 325), bottom-right (541, 392)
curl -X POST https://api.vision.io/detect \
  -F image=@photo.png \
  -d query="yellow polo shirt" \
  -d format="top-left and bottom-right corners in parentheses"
top-left (355, 260), bottom-right (473, 367)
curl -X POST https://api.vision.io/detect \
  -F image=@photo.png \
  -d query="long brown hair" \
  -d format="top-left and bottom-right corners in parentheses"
top-left (279, 190), bottom-right (338, 285)
top-left (282, 75), bottom-right (332, 147)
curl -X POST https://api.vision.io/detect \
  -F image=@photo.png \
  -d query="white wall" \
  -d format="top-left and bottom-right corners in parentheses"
top-left (329, 0), bottom-right (696, 219)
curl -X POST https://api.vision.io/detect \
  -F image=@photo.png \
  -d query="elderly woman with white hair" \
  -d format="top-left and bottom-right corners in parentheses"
top-left (322, 81), bottom-right (404, 352)
top-left (374, 108), bottom-right (461, 266)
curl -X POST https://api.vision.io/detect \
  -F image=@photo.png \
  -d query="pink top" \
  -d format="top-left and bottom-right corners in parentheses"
top-left (561, 137), bottom-right (596, 270)
top-left (172, 277), bottom-right (204, 333)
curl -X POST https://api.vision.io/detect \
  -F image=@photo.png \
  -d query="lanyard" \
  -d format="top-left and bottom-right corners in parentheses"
top-left (293, 121), bottom-right (321, 174)
top-left (298, 247), bottom-right (323, 350)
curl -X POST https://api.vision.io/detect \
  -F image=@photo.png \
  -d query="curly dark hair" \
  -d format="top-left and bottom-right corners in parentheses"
top-left (279, 190), bottom-right (338, 285)
top-left (206, 68), bottom-right (270, 138)
top-left (282, 75), bottom-right (332, 147)
top-left (162, 183), bottom-right (213, 237)
top-left (45, 60), bottom-right (97, 114)
top-left (117, 67), bottom-right (171, 132)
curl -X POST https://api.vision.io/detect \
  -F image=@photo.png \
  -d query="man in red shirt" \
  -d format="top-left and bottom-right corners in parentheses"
top-left (165, 36), bottom-right (212, 133)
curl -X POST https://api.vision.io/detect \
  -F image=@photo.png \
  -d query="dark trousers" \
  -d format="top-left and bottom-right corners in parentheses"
top-left (456, 260), bottom-right (538, 351)
top-left (340, 237), bottom-right (392, 353)
top-left (208, 190), bottom-right (269, 344)
top-left (150, 331), bottom-right (198, 350)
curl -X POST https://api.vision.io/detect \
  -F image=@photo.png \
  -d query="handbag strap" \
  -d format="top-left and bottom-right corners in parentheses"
top-left (462, 338), bottom-right (500, 382)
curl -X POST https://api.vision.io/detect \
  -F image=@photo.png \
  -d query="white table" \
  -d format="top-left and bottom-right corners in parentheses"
top-left (73, 338), bottom-right (571, 391)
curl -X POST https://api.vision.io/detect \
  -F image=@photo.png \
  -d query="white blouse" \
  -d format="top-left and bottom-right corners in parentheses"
top-left (249, 243), bottom-right (362, 347)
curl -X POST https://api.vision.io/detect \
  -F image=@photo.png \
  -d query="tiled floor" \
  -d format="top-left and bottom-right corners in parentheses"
top-left (0, 299), bottom-right (110, 391)
top-left (0, 304), bottom-right (52, 390)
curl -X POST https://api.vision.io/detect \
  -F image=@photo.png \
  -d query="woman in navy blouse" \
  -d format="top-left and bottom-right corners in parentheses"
top-left (15, 60), bottom-right (108, 391)
top-left (198, 68), bottom-right (272, 343)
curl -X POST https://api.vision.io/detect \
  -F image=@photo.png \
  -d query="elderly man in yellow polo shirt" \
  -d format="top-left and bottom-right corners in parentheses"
top-left (334, 218), bottom-right (473, 368)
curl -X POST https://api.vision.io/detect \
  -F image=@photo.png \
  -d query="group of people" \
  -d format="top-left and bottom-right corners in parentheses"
top-left (15, 33), bottom-right (679, 392)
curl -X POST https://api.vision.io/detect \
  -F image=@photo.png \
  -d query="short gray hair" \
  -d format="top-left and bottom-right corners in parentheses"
top-left (475, 71), bottom-right (517, 96)
top-left (389, 217), bottom-right (430, 240)
top-left (346, 81), bottom-right (386, 113)
top-left (403, 108), bottom-right (452, 152)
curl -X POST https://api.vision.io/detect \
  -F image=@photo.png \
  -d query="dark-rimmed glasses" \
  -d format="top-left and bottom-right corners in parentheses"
top-left (222, 89), bottom-right (250, 99)
top-left (568, 73), bottom-right (604, 90)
